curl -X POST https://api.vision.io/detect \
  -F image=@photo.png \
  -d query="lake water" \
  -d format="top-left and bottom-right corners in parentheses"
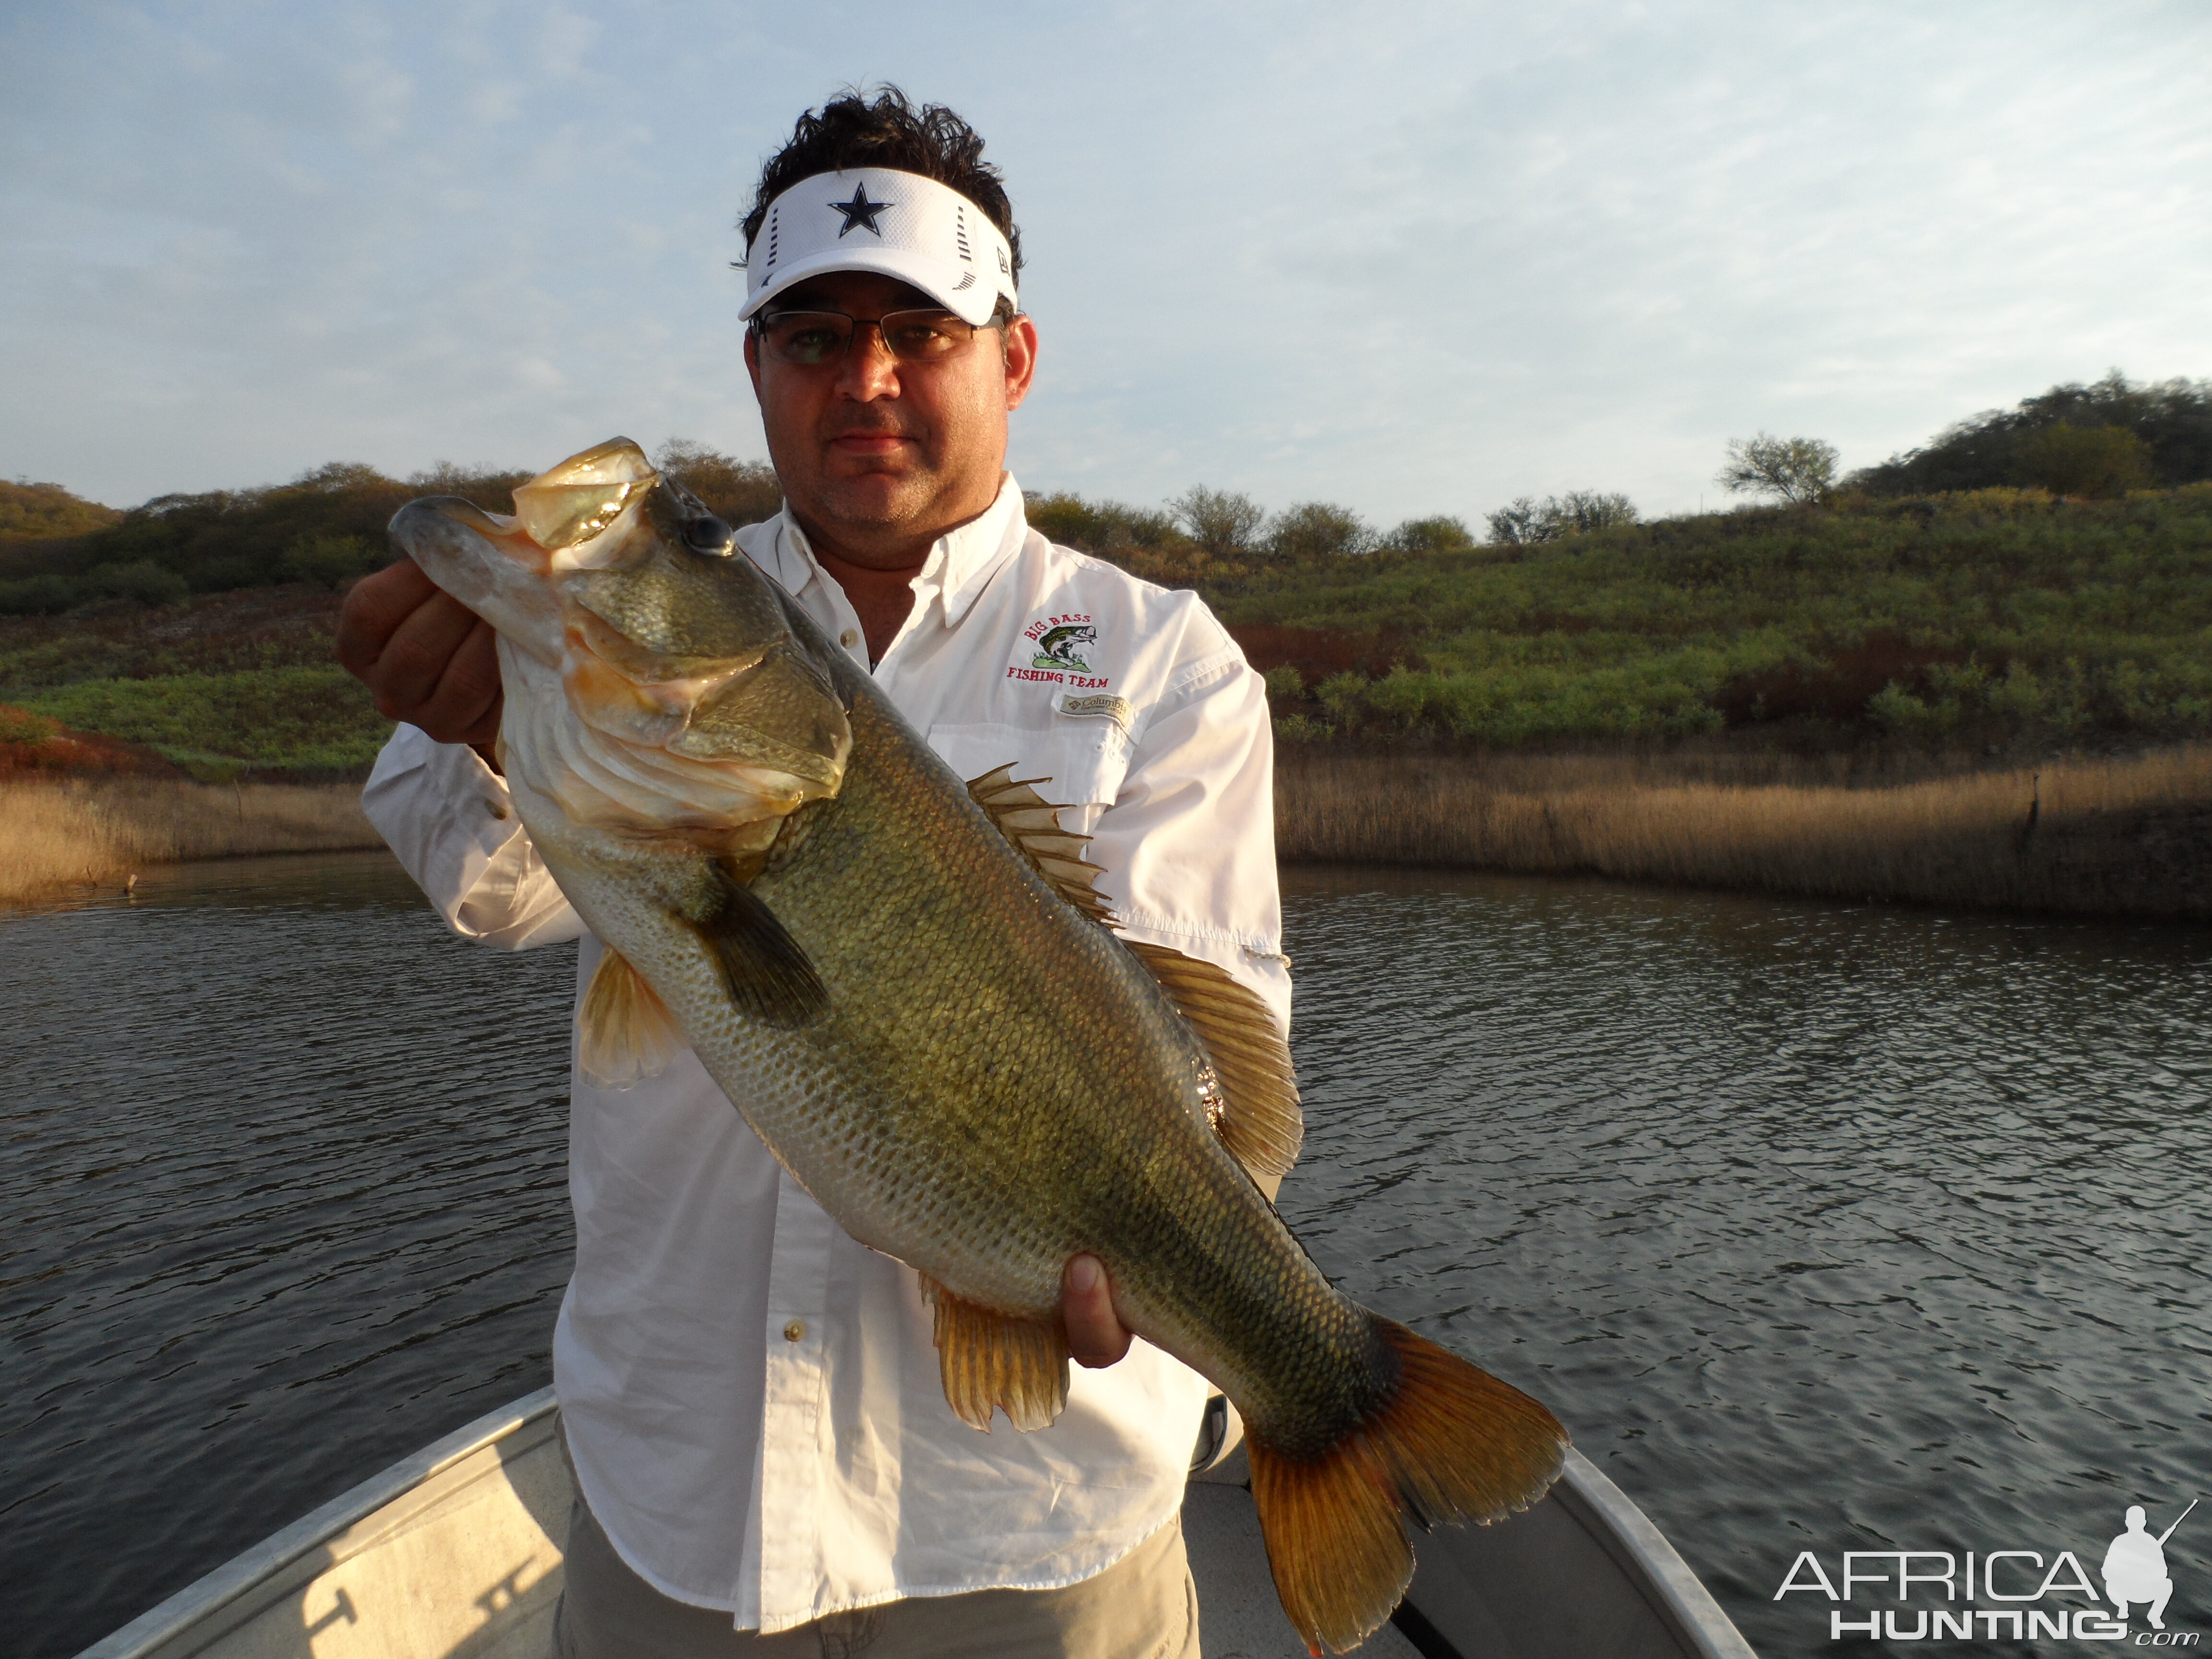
top-left (4, 854), bottom-right (2207, 1657)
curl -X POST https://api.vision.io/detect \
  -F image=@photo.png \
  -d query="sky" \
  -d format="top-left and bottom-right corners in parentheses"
top-left (3, 0), bottom-right (2208, 527)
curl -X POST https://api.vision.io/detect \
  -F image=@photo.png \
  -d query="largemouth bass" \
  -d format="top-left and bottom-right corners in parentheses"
top-left (390, 438), bottom-right (1567, 1654)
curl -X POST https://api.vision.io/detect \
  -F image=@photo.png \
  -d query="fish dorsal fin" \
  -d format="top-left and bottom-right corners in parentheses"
top-left (917, 1274), bottom-right (1070, 1433)
top-left (579, 946), bottom-right (684, 1088)
top-left (1121, 939), bottom-right (1303, 1185)
top-left (965, 763), bottom-right (1112, 926)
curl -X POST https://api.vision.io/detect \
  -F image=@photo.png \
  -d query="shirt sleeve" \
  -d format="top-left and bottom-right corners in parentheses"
top-left (1083, 641), bottom-right (1291, 1036)
top-left (361, 723), bottom-right (585, 950)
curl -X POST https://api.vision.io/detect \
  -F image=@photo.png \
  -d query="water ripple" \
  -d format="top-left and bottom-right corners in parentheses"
top-left (1, 855), bottom-right (574, 1656)
top-left (7, 856), bottom-right (2210, 1657)
top-left (1276, 867), bottom-right (2212, 1654)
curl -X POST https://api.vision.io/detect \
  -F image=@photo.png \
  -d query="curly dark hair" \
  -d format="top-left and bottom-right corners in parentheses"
top-left (739, 85), bottom-right (1022, 286)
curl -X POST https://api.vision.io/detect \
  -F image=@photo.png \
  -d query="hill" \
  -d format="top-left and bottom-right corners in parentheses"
top-left (0, 444), bottom-right (780, 780)
top-left (1849, 370), bottom-right (2212, 497)
top-left (0, 481), bottom-right (122, 541)
top-left (5, 443), bottom-right (2209, 781)
top-left (1063, 486), bottom-right (2212, 760)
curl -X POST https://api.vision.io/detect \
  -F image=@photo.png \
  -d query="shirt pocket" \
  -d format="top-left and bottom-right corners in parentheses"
top-left (925, 720), bottom-right (1132, 810)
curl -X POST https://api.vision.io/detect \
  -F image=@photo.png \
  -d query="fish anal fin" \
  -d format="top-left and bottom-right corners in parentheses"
top-left (965, 764), bottom-right (1114, 926)
top-left (1246, 1317), bottom-right (1569, 1655)
top-left (579, 947), bottom-right (684, 1089)
top-left (1122, 939), bottom-right (1303, 1182)
top-left (686, 866), bottom-right (827, 1029)
top-left (918, 1274), bottom-right (1070, 1434)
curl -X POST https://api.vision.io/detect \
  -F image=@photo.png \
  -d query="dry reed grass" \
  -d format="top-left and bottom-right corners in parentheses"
top-left (1277, 745), bottom-right (2212, 920)
top-left (0, 777), bottom-right (383, 905)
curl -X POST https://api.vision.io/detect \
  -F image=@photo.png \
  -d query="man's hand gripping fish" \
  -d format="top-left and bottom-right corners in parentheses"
top-left (390, 438), bottom-right (1568, 1655)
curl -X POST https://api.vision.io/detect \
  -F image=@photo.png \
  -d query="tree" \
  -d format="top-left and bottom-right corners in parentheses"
top-left (1849, 371), bottom-right (2212, 496)
top-left (1024, 491), bottom-right (1178, 555)
top-left (1384, 515), bottom-right (1475, 554)
top-left (1717, 434), bottom-right (1839, 505)
top-left (655, 439), bottom-right (783, 527)
top-left (1485, 497), bottom-right (1546, 546)
top-left (1167, 485), bottom-right (1265, 557)
top-left (1266, 501), bottom-right (1376, 560)
top-left (1485, 491), bottom-right (1638, 545)
top-left (1550, 490), bottom-right (1638, 533)
top-left (2014, 424), bottom-right (2152, 498)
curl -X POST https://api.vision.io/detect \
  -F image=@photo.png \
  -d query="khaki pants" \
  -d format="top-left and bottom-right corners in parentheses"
top-left (552, 1484), bottom-right (1201, 1659)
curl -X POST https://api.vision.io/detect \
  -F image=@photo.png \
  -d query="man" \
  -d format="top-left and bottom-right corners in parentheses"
top-left (337, 88), bottom-right (1285, 1657)
top-left (2102, 1505), bottom-right (2176, 1630)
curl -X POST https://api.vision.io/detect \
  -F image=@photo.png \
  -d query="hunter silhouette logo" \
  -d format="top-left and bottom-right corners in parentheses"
top-left (2107, 1501), bottom-right (2194, 1631)
top-left (1031, 624), bottom-right (1097, 672)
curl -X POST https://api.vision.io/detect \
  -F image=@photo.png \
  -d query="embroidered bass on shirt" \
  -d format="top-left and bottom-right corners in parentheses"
top-left (1012, 612), bottom-right (1112, 688)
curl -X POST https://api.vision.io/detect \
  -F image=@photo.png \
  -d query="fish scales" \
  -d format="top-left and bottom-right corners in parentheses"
top-left (752, 691), bottom-right (1369, 1418)
top-left (394, 438), bottom-right (1568, 1654)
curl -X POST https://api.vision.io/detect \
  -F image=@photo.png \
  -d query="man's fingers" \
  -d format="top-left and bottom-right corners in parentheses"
top-left (369, 590), bottom-right (483, 713)
top-left (334, 557), bottom-right (505, 745)
top-left (334, 557), bottom-right (438, 677)
top-left (417, 619), bottom-right (505, 747)
top-left (1063, 1254), bottom-right (1132, 1370)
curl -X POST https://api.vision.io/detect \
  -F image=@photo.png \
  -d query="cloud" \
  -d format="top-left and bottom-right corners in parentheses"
top-left (1, 0), bottom-right (2206, 522)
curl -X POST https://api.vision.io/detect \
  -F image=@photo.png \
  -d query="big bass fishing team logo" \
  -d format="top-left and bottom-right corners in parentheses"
top-left (1009, 612), bottom-right (1111, 690)
top-left (1775, 1498), bottom-right (2198, 1645)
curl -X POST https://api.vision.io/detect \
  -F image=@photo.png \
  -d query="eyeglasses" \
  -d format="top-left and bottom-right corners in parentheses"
top-left (752, 308), bottom-right (991, 368)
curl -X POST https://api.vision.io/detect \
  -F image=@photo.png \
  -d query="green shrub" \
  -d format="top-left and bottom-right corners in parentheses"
top-left (1364, 665), bottom-right (1434, 732)
top-left (88, 561), bottom-right (190, 607)
top-left (0, 574), bottom-right (85, 615)
top-left (2016, 425), bottom-right (2152, 498)
top-left (1026, 492), bottom-right (1180, 556)
top-left (1385, 516), bottom-right (1476, 554)
top-left (19, 666), bottom-right (393, 774)
top-left (280, 533), bottom-right (386, 589)
top-left (1315, 671), bottom-right (1369, 727)
top-left (1267, 503), bottom-right (1376, 560)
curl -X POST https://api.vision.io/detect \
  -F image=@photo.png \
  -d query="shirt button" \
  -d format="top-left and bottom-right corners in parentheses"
top-left (483, 798), bottom-right (509, 820)
top-left (839, 629), bottom-right (859, 649)
top-left (783, 1319), bottom-right (806, 1342)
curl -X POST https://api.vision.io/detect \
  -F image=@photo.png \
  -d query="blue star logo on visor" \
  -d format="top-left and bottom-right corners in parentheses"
top-left (828, 183), bottom-right (893, 238)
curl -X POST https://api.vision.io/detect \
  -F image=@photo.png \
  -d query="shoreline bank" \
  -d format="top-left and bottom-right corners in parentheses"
top-left (9, 748), bottom-right (2210, 922)
top-left (0, 778), bottom-right (384, 906)
top-left (1275, 745), bottom-right (2212, 922)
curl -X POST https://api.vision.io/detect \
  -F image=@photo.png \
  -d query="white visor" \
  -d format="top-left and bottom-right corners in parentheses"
top-left (739, 168), bottom-right (1018, 328)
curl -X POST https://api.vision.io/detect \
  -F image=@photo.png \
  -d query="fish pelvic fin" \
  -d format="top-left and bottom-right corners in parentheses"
top-left (1246, 1317), bottom-right (1568, 1655)
top-left (689, 865), bottom-right (828, 1029)
top-left (1121, 939), bottom-right (1303, 1186)
top-left (918, 1274), bottom-right (1071, 1434)
top-left (579, 947), bottom-right (683, 1088)
top-left (965, 764), bottom-right (1113, 926)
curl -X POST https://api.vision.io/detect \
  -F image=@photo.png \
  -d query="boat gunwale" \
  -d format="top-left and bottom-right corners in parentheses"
top-left (77, 1389), bottom-right (1756, 1659)
top-left (72, 1386), bottom-right (561, 1659)
top-left (1545, 1448), bottom-right (1756, 1659)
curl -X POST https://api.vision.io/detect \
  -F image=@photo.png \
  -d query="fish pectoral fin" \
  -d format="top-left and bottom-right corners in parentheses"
top-left (1122, 940), bottom-right (1304, 1184)
top-left (918, 1274), bottom-right (1070, 1434)
top-left (687, 866), bottom-right (828, 1029)
top-left (965, 764), bottom-right (1114, 926)
top-left (579, 947), bottom-right (683, 1087)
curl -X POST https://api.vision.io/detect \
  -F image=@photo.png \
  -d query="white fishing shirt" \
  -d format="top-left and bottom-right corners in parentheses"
top-left (361, 477), bottom-right (1289, 1633)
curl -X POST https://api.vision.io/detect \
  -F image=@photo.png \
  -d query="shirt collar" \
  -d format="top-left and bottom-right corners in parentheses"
top-left (770, 475), bottom-right (1028, 631)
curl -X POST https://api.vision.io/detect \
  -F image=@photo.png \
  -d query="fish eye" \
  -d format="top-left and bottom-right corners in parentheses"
top-left (682, 514), bottom-right (734, 555)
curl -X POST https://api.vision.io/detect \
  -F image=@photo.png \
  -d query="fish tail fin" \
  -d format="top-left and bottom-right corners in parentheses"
top-left (1245, 1316), bottom-right (1568, 1655)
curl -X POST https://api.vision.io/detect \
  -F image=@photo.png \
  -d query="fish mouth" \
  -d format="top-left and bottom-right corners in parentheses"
top-left (388, 497), bottom-right (565, 664)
